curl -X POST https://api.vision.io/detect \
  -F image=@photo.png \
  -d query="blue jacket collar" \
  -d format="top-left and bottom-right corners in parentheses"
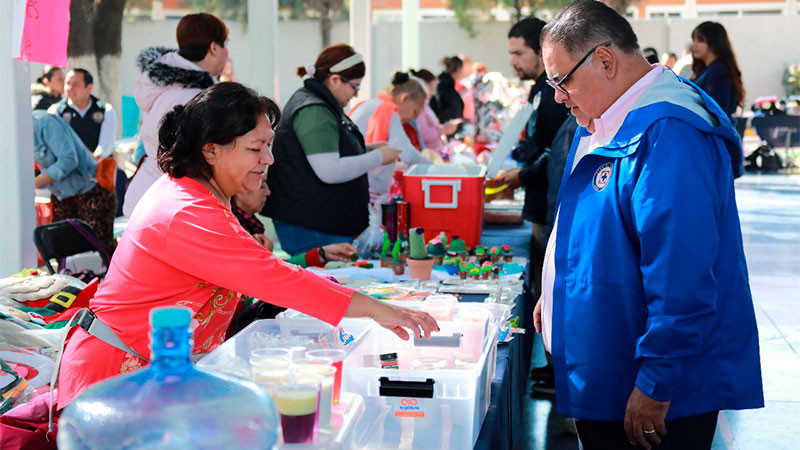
top-left (581, 70), bottom-right (743, 176)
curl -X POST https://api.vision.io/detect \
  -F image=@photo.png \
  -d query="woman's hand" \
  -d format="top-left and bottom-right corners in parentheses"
top-left (366, 141), bottom-right (388, 150)
top-left (254, 234), bottom-right (274, 252)
top-left (34, 173), bottom-right (54, 189)
top-left (345, 292), bottom-right (439, 340)
top-left (379, 147), bottom-right (402, 165)
top-left (321, 243), bottom-right (357, 262)
top-left (533, 296), bottom-right (543, 333)
top-left (443, 118), bottom-right (461, 136)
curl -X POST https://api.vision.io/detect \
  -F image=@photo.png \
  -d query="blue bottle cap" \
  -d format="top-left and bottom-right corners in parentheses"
top-left (150, 306), bottom-right (192, 328)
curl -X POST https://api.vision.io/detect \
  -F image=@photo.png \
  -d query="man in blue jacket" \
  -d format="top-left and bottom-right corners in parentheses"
top-left (534, 2), bottom-right (763, 449)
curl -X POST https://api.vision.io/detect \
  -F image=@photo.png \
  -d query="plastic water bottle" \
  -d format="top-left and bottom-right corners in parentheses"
top-left (58, 307), bottom-right (279, 449)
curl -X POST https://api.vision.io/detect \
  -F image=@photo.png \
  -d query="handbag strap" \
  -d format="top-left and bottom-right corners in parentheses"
top-left (63, 218), bottom-right (111, 271)
top-left (48, 308), bottom-right (149, 434)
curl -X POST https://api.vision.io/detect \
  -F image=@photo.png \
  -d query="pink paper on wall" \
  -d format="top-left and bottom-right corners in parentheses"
top-left (16, 0), bottom-right (71, 67)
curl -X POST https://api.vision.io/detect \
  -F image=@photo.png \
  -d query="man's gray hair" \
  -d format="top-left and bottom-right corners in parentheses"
top-left (541, 0), bottom-right (640, 58)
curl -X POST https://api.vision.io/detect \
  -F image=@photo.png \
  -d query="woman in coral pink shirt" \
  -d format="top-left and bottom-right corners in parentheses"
top-left (57, 82), bottom-right (438, 409)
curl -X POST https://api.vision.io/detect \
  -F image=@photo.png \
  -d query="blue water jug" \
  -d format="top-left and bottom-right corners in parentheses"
top-left (58, 307), bottom-right (279, 449)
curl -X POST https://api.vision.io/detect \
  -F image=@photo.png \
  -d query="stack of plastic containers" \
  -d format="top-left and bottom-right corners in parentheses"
top-left (197, 316), bottom-right (371, 449)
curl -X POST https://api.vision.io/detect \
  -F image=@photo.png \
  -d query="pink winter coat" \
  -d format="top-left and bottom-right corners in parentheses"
top-left (123, 47), bottom-right (215, 216)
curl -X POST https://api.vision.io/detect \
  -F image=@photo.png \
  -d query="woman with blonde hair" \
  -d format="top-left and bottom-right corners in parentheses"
top-left (349, 71), bottom-right (431, 196)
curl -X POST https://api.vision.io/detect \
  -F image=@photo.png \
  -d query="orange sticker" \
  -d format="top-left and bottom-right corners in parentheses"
top-left (394, 411), bottom-right (425, 418)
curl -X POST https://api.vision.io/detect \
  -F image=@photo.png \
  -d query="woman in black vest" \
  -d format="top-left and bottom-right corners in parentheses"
top-left (263, 44), bottom-right (400, 255)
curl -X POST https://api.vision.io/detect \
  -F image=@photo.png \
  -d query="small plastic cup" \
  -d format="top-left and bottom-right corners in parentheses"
top-left (289, 346), bottom-right (307, 361)
top-left (250, 349), bottom-right (291, 385)
top-left (292, 364), bottom-right (337, 429)
top-left (274, 380), bottom-right (320, 444)
top-left (305, 349), bottom-right (346, 403)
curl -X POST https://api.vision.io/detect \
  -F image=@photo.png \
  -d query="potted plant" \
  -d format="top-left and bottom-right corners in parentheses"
top-left (427, 237), bottom-right (447, 265)
top-left (398, 231), bottom-right (410, 262)
top-left (388, 239), bottom-right (405, 276)
top-left (407, 227), bottom-right (434, 280)
top-left (489, 246), bottom-right (502, 263)
top-left (380, 232), bottom-right (392, 268)
top-left (501, 244), bottom-right (513, 263)
top-left (458, 261), bottom-right (469, 279)
top-left (449, 235), bottom-right (468, 258)
top-left (480, 261), bottom-right (493, 280)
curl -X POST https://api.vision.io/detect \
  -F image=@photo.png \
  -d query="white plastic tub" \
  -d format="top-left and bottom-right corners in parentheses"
top-left (342, 306), bottom-right (503, 449)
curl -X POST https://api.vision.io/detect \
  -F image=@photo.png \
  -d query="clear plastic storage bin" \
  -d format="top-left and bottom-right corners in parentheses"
top-left (343, 303), bottom-right (506, 449)
top-left (197, 317), bottom-right (373, 379)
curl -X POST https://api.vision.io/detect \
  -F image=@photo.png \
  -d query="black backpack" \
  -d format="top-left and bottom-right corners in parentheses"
top-left (745, 144), bottom-right (783, 172)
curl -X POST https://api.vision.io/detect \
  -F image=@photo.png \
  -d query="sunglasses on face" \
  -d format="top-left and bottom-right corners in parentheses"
top-left (546, 41), bottom-right (612, 96)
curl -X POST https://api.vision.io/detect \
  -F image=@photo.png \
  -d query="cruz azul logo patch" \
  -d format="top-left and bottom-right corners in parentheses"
top-left (592, 162), bottom-right (613, 192)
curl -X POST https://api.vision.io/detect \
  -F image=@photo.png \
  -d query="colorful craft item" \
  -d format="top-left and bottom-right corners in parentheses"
top-left (381, 232), bottom-right (392, 259)
top-left (391, 239), bottom-right (402, 263)
top-left (442, 251), bottom-right (462, 266)
top-left (354, 261), bottom-right (374, 269)
top-left (409, 228), bottom-right (428, 260)
top-left (480, 261), bottom-right (494, 279)
top-left (489, 246), bottom-right (501, 262)
top-left (448, 235), bottom-right (468, 255)
top-left (501, 244), bottom-right (513, 262)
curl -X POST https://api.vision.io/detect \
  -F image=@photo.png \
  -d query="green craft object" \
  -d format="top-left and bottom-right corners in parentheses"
top-left (391, 239), bottom-right (402, 263)
top-left (489, 246), bottom-right (500, 256)
top-left (442, 251), bottom-right (461, 266)
top-left (399, 232), bottom-right (409, 253)
top-left (381, 232), bottom-right (392, 258)
top-left (475, 247), bottom-right (486, 256)
top-left (481, 261), bottom-right (494, 273)
top-left (459, 261), bottom-right (470, 272)
top-left (409, 227), bottom-right (427, 260)
top-left (469, 268), bottom-right (481, 276)
top-left (427, 241), bottom-right (446, 257)
top-left (449, 235), bottom-right (467, 253)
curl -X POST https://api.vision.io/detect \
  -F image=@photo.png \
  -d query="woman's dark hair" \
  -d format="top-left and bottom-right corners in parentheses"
top-left (690, 21), bottom-right (745, 106)
top-left (440, 56), bottom-right (463, 75)
top-left (388, 71), bottom-right (426, 101)
top-left (158, 82), bottom-right (281, 180)
top-left (177, 13), bottom-right (228, 62)
top-left (37, 65), bottom-right (62, 84)
top-left (296, 43), bottom-right (366, 81)
top-left (409, 68), bottom-right (435, 83)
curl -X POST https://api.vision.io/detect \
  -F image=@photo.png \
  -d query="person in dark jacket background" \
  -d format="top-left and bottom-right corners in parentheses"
top-left (430, 56), bottom-right (465, 125)
top-left (690, 21), bottom-right (745, 119)
top-left (31, 66), bottom-right (64, 111)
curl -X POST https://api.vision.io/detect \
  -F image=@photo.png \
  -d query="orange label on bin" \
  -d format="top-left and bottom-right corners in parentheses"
top-left (394, 411), bottom-right (425, 418)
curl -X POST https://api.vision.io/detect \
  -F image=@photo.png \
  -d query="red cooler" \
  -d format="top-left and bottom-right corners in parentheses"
top-left (402, 164), bottom-right (487, 249)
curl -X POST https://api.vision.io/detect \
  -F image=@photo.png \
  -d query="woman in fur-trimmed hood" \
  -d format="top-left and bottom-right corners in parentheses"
top-left (31, 66), bottom-right (64, 110)
top-left (123, 12), bottom-right (228, 216)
